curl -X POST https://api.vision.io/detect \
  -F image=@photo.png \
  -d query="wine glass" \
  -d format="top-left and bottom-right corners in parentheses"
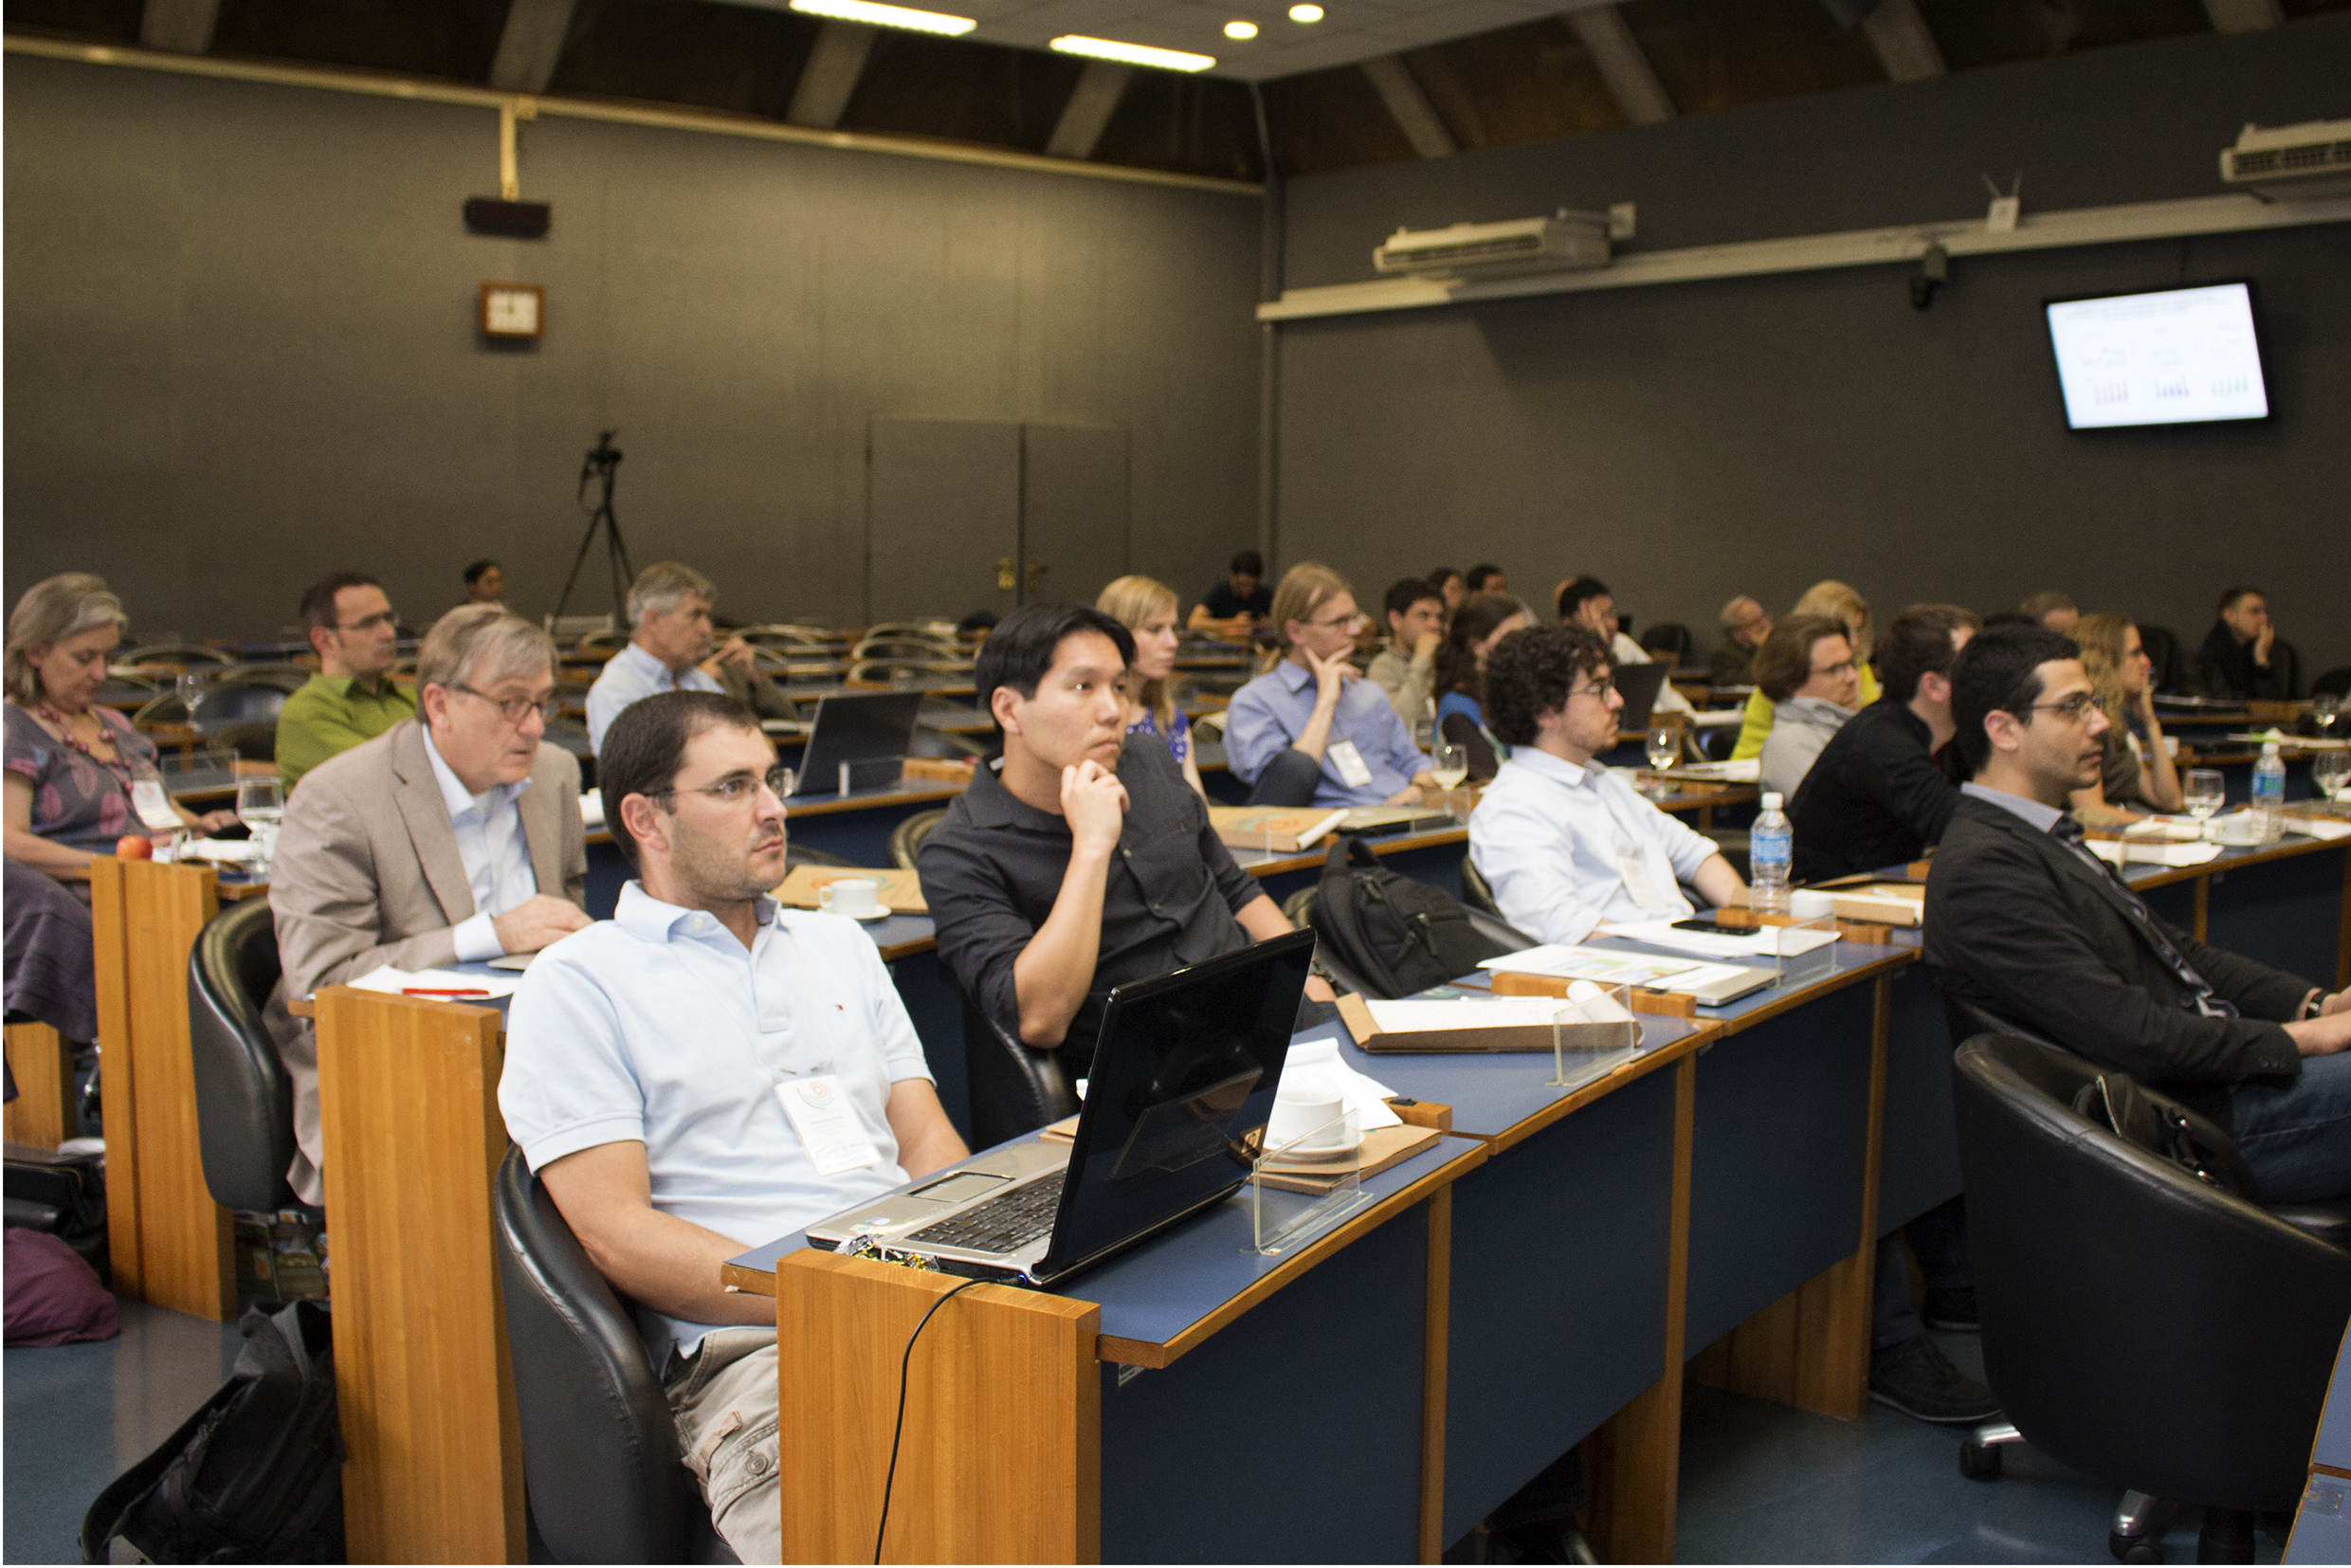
top-left (1429, 741), bottom-right (1467, 815)
top-left (1412, 699), bottom-right (1435, 753)
top-left (2183, 768), bottom-right (2226, 839)
top-left (2314, 693), bottom-right (2341, 741)
top-left (236, 775), bottom-right (284, 876)
top-left (1646, 725), bottom-right (1680, 792)
top-left (2313, 749), bottom-right (2350, 808)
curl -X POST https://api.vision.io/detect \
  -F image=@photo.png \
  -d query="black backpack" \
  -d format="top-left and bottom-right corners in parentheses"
top-left (82, 1300), bottom-right (345, 1564)
top-left (2071, 1070), bottom-right (2264, 1203)
top-left (1311, 835), bottom-right (1522, 998)
top-left (5, 1141), bottom-right (109, 1285)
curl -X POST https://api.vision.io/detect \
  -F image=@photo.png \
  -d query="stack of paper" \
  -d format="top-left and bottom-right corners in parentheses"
top-left (1607, 920), bottom-right (1836, 961)
top-left (579, 793), bottom-right (606, 829)
top-left (1481, 943), bottom-right (1756, 996)
top-left (347, 965), bottom-right (521, 999)
top-left (2086, 839), bottom-right (2224, 868)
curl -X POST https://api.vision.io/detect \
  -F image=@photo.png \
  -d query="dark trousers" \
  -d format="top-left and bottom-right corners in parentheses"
top-left (1872, 1194), bottom-right (1971, 1348)
top-left (1245, 748), bottom-right (1323, 807)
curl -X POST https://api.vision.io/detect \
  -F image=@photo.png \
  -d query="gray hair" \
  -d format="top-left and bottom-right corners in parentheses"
top-left (627, 561), bottom-right (714, 628)
top-left (6, 573), bottom-right (129, 705)
top-left (1719, 594), bottom-right (1762, 632)
top-left (417, 605), bottom-right (555, 694)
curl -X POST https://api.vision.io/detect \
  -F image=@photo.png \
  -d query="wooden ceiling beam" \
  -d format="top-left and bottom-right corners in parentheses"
top-left (786, 20), bottom-right (877, 131)
top-left (1045, 61), bottom-right (1133, 160)
top-left (1860, 0), bottom-right (1947, 82)
top-left (1360, 54), bottom-right (1457, 159)
top-left (1563, 6), bottom-right (1673, 126)
top-left (138, 0), bottom-right (219, 56)
top-left (2202, 0), bottom-right (2283, 30)
top-left (488, 0), bottom-right (578, 94)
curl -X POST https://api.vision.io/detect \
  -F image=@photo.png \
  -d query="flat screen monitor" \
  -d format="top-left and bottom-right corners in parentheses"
top-left (2044, 281), bottom-right (2269, 429)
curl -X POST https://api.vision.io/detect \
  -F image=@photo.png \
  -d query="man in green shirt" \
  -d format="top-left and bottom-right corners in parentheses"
top-left (277, 571), bottom-right (415, 790)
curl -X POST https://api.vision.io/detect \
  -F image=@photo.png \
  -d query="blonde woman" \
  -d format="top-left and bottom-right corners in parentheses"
top-left (1096, 575), bottom-right (1207, 800)
top-left (2069, 613), bottom-right (2184, 824)
top-left (1732, 580), bottom-right (1882, 760)
top-left (1224, 562), bottom-right (1434, 808)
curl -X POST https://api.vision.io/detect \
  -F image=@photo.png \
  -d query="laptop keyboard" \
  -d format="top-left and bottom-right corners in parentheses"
top-left (906, 1174), bottom-right (1066, 1254)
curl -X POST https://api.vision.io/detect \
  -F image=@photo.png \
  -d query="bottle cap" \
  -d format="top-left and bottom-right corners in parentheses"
top-left (1761, 792), bottom-right (1783, 811)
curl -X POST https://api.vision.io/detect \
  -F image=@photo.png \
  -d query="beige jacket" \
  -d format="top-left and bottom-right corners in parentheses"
top-left (264, 718), bottom-right (587, 1202)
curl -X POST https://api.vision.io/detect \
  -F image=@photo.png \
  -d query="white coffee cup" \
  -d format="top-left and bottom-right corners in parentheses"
top-left (1789, 890), bottom-right (1837, 921)
top-left (817, 877), bottom-right (882, 919)
top-left (2213, 812), bottom-right (2264, 847)
top-left (1267, 1087), bottom-right (1351, 1156)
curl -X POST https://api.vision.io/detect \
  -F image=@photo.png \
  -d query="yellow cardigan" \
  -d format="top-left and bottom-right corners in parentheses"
top-left (1731, 666), bottom-right (1882, 761)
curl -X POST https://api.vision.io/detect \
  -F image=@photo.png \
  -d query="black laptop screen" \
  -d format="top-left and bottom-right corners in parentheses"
top-left (1037, 928), bottom-right (1316, 1279)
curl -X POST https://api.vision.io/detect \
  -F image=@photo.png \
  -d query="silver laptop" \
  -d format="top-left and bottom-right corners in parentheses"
top-left (805, 929), bottom-right (1317, 1285)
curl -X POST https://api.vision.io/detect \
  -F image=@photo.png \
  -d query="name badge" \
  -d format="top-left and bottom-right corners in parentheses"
top-left (1613, 836), bottom-right (1675, 912)
top-left (1327, 739), bottom-right (1375, 789)
top-left (775, 1075), bottom-right (883, 1176)
top-left (129, 779), bottom-right (183, 833)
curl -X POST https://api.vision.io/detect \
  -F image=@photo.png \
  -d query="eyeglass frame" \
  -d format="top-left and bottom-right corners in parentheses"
top-left (333, 608), bottom-right (400, 634)
top-left (652, 764), bottom-right (794, 808)
top-left (448, 683), bottom-right (561, 726)
top-left (2012, 692), bottom-right (2103, 724)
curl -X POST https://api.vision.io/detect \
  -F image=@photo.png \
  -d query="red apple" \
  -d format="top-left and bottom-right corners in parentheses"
top-left (116, 835), bottom-right (154, 860)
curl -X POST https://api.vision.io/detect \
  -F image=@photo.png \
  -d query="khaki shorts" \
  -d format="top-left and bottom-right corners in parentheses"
top-left (665, 1326), bottom-right (781, 1564)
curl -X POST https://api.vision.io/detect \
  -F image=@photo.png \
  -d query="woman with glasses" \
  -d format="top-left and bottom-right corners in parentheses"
top-left (2069, 612), bottom-right (2184, 825)
top-left (1222, 563), bottom-right (1435, 808)
top-left (1733, 579), bottom-right (1880, 762)
top-left (5, 574), bottom-right (236, 1048)
top-left (1096, 575), bottom-right (1208, 802)
top-left (1755, 615), bottom-right (1863, 800)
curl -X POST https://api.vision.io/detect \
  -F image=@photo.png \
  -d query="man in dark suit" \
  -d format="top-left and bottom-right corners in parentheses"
top-left (2196, 585), bottom-right (2300, 702)
top-left (1925, 625), bottom-right (2351, 1203)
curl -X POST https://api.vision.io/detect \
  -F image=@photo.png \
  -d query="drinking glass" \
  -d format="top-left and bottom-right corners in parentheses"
top-left (2314, 693), bottom-right (2342, 740)
top-left (2313, 749), bottom-right (2350, 807)
top-left (1646, 725), bottom-right (1680, 780)
top-left (175, 671), bottom-right (204, 726)
top-left (2183, 768), bottom-right (2226, 837)
top-left (1430, 741), bottom-right (1467, 814)
top-left (237, 775), bottom-right (285, 875)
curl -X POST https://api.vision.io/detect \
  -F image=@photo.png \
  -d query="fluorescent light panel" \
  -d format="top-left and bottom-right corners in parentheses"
top-left (1049, 34), bottom-right (1216, 71)
top-left (791, 0), bottom-right (975, 35)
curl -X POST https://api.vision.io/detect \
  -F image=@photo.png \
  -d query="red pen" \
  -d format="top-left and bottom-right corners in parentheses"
top-left (403, 987), bottom-right (491, 997)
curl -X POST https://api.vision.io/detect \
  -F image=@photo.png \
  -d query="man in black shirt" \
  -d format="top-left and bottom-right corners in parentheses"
top-left (2196, 585), bottom-right (2301, 702)
top-left (1188, 549), bottom-right (1272, 634)
top-left (919, 603), bottom-right (1327, 1079)
top-left (1789, 604), bottom-right (1979, 885)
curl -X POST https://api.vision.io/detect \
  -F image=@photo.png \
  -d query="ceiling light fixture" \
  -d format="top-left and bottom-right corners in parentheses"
top-left (1225, 19), bottom-right (1259, 39)
top-left (1288, 4), bottom-right (1324, 21)
top-left (790, 0), bottom-right (976, 36)
top-left (1049, 35), bottom-right (1216, 71)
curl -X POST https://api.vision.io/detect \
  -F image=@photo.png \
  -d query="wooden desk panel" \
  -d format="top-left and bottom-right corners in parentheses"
top-left (3, 1020), bottom-right (74, 1149)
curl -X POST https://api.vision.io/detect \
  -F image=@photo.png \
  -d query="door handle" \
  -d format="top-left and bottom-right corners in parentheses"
top-left (1026, 560), bottom-right (1048, 590)
top-left (996, 556), bottom-right (1016, 592)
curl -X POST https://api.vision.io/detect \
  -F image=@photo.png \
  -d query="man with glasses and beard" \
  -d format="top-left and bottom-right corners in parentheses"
top-left (277, 570), bottom-right (415, 789)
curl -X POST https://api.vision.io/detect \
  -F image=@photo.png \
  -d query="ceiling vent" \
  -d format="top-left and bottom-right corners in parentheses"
top-left (2219, 119), bottom-right (2351, 201)
top-left (1374, 210), bottom-right (1613, 282)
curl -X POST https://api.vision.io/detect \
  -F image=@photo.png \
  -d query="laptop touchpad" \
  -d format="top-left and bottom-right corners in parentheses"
top-left (909, 1171), bottom-right (1011, 1206)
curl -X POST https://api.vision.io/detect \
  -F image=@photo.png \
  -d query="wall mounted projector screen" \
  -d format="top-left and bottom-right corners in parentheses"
top-left (2044, 282), bottom-right (2269, 429)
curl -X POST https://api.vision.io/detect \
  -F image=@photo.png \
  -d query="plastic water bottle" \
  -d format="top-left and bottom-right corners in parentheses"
top-left (2252, 741), bottom-right (2287, 847)
top-left (1750, 792), bottom-right (1793, 915)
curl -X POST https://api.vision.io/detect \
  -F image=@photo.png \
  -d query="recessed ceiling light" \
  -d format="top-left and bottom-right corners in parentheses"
top-left (1225, 19), bottom-right (1259, 39)
top-left (1049, 35), bottom-right (1217, 71)
top-left (790, 0), bottom-right (976, 35)
top-left (1288, 4), bottom-right (1324, 21)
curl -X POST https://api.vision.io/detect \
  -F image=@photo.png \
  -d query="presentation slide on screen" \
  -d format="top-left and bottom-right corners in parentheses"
top-left (2045, 283), bottom-right (2269, 428)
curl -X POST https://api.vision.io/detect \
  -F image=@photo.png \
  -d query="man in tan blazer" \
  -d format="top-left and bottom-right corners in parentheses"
top-left (266, 605), bottom-right (590, 1204)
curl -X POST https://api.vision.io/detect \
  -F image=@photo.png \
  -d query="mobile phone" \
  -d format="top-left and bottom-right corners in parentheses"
top-left (1670, 917), bottom-right (1742, 936)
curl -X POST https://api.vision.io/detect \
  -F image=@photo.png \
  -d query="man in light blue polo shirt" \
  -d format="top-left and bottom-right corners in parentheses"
top-left (584, 561), bottom-right (796, 752)
top-left (500, 689), bottom-right (966, 1562)
top-left (1222, 562), bottom-right (1433, 808)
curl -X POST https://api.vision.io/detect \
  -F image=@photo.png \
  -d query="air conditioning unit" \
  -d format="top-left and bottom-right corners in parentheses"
top-left (2219, 119), bottom-right (2351, 201)
top-left (1374, 210), bottom-right (1613, 282)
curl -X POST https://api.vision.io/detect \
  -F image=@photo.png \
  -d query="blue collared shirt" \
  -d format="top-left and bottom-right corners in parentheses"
top-left (1959, 780), bottom-right (2068, 833)
top-left (1223, 660), bottom-right (1428, 807)
top-left (498, 882), bottom-right (934, 1364)
top-left (585, 641), bottom-right (723, 753)
top-left (420, 726), bottom-right (537, 962)
top-left (1468, 745), bottom-right (1722, 945)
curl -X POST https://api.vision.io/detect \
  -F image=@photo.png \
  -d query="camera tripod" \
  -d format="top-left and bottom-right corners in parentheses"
top-left (552, 429), bottom-right (636, 626)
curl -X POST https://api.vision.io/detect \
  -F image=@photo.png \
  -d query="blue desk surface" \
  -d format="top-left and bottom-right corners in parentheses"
top-left (725, 1127), bottom-right (1485, 1363)
top-left (1321, 1012), bottom-right (1706, 1144)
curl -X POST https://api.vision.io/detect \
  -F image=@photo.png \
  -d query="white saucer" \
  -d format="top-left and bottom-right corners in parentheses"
top-left (1269, 1134), bottom-right (1363, 1163)
top-left (827, 903), bottom-right (894, 922)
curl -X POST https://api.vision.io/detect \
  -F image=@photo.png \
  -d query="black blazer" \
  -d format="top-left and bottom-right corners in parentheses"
top-left (1923, 793), bottom-right (2308, 1132)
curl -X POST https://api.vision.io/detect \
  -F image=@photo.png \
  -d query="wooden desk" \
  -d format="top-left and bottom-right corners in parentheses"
top-left (3, 1019), bottom-right (75, 1148)
top-left (729, 1129), bottom-right (1489, 1562)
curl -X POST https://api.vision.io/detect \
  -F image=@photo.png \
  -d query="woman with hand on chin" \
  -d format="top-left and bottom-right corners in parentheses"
top-left (2069, 612), bottom-right (2184, 828)
top-left (1097, 574), bottom-right (1208, 802)
top-left (1222, 562), bottom-right (1435, 809)
top-left (5, 574), bottom-right (235, 1046)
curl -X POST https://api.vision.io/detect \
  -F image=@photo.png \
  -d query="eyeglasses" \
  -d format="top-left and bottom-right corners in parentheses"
top-left (2021, 692), bottom-right (2101, 723)
top-left (1305, 611), bottom-right (1366, 631)
top-left (451, 684), bottom-right (560, 725)
top-left (1566, 680), bottom-right (1616, 702)
top-left (1811, 659), bottom-right (1858, 679)
top-left (336, 609), bottom-right (399, 634)
top-left (656, 765), bottom-right (793, 807)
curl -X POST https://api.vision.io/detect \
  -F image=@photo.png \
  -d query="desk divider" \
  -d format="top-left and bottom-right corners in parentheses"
top-left (776, 1250), bottom-right (1102, 1564)
top-left (89, 856), bottom-right (234, 1319)
top-left (3, 1020), bottom-right (73, 1148)
top-left (314, 987), bottom-right (524, 1564)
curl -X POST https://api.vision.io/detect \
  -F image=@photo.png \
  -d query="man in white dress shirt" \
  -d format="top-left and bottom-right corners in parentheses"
top-left (501, 689), bottom-right (967, 1562)
top-left (584, 561), bottom-right (794, 752)
top-left (265, 606), bottom-right (590, 1204)
top-left (1469, 623), bottom-right (1746, 945)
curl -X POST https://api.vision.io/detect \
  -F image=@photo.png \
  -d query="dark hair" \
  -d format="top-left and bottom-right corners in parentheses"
top-left (1230, 550), bottom-right (1264, 578)
top-left (1979, 611), bottom-right (2036, 629)
top-left (1427, 566), bottom-right (1462, 591)
top-left (1950, 624), bottom-right (2082, 772)
top-left (1433, 594), bottom-right (1525, 703)
top-left (1555, 575), bottom-right (1611, 621)
top-left (300, 571), bottom-right (382, 634)
top-left (1485, 624), bottom-right (1611, 748)
top-left (957, 609), bottom-right (999, 634)
top-left (2216, 585), bottom-right (2265, 615)
top-left (974, 602), bottom-right (1136, 731)
top-left (597, 689), bottom-right (761, 869)
top-left (1383, 576), bottom-right (1444, 621)
top-left (1465, 564), bottom-right (1504, 592)
top-left (1877, 604), bottom-right (1981, 703)
top-left (1754, 614), bottom-right (1850, 702)
top-left (463, 558), bottom-right (500, 587)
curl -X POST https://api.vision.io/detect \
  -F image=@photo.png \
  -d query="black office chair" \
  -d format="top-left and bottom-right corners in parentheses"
top-left (1949, 1031), bottom-right (2351, 1564)
top-left (117, 642), bottom-right (236, 670)
top-left (210, 720), bottom-right (277, 763)
top-left (784, 843), bottom-right (850, 871)
top-left (185, 899), bottom-right (299, 1215)
top-left (1459, 853), bottom-right (1500, 917)
top-left (492, 1148), bottom-right (736, 1565)
top-left (2312, 665), bottom-right (2351, 701)
top-left (189, 683), bottom-right (290, 736)
top-left (888, 808), bottom-right (948, 870)
top-left (1695, 723), bottom-right (1739, 762)
top-left (960, 989), bottom-right (1078, 1150)
top-left (1638, 623), bottom-right (1693, 668)
top-left (2137, 625), bottom-right (2183, 696)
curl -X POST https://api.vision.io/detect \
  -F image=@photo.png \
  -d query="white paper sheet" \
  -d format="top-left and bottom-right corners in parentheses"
top-left (579, 793), bottom-right (606, 828)
top-left (2086, 839), bottom-right (2225, 868)
top-left (1480, 944), bottom-right (1700, 988)
top-left (1606, 920), bottom-right (1836, 960)
top-left (346, 965), bottom-right (521, 999)
top-left (1277, 1038), bottom-right (1403, 1129)
top-left (2284, 816), bottom-right (2351, 842)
